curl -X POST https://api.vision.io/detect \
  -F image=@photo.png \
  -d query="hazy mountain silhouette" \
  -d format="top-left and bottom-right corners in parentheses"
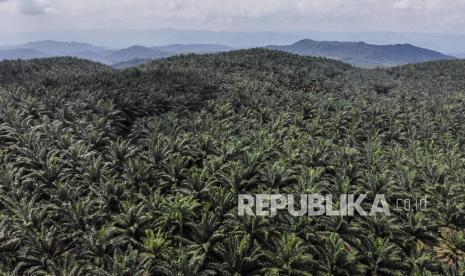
top-left (19, 40), bottom-right (106, 55)
top-left (103, 45), bottom-right (174, 64)
top-left (0, 39), bottom-right (456, 67)
top-left (0, 41), bottom-right (235, 66)
top-left (153, 44), bottom-right (234, 54)
top-left (0, 48), bottom-right (49, 60)
top-left (267, 39), bottom-right (454, 66)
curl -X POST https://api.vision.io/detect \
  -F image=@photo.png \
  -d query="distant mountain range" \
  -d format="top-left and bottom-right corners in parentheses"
top-left (153, 44), bottom-right (233, 54)
top-left (0, 39), bottom-right (455, 68)
top-left (4, 29), bottom-right (465, 53)
top-left (21, 41), bottom-right (107, 55)
top-left (0, 48), bottom-right (49, 60)
top-left (0, 41), bottom-right (234, 67)
top-left (267, 39), bottom-right (454, 66)
top-left (105, 46), bottom-right (173, 64)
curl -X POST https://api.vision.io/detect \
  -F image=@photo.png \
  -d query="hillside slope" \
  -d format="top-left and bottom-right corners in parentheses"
top-left (0, 57), bottom-right (112, 85)
top-left (1, 50), bottom-right (465, 275)
top-left (267, 39), bottom-right (454, 66)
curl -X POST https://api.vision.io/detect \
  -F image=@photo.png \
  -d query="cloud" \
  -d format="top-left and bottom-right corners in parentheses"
top-left (2, 0), bottom-right (465, 34)
top-left (393, 0), bottom-right (422, 10)
top-left (18, 0), bottom-right (50, 15)
top-left (31, 0), bottom-right (465, 22)
top-left (392, 0), bottom-right (458, 11)
top-left (0, 0), bottom-right (15, 14)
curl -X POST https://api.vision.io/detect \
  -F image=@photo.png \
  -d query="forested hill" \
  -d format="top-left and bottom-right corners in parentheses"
top-left (2, 49), bottom-right (464, 99)
top-left (267, 39), bottom-right (454, 67)
top-left (0, 57), bottom-right (112, 85)
top-left (1, 49), bottom-right (465, 275)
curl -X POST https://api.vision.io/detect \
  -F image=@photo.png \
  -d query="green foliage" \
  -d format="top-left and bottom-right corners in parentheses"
top-left (1, 49), bottom-right (465, 275)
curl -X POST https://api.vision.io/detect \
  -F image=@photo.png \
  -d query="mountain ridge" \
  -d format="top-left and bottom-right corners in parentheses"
top-left (0, 39), bottom-right (456, 68)
top-left (19, 40), bottom-right (107, 55)
top-left (104, 45), bottom-right (174, 64)
top-left (266, 39), bottom-right (454, 66)
top-left (0, 40), bottom-right (235, 66)
top-left (0, 48), bottom-right (50, 60)
top-left (153, 44), bottom-right (234, 54)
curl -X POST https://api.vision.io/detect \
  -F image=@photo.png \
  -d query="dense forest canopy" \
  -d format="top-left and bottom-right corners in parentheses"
top-left (1, 49), bottom-right (465, 275)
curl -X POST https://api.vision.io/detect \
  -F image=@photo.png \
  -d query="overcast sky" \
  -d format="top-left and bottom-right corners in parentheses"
top-left (0, 0), bottom-right (465, 34)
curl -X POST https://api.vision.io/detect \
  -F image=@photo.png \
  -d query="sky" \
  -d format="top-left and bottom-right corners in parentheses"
top-left (1, 0), bottom-right (465, 34)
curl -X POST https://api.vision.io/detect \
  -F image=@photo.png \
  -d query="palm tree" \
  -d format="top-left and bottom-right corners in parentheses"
top-left (435, 229), bottom-right (465, 274)
top-left (359, 236), bottom-right (409, 275)
top-left (207, 234), bottom-right (268, 276)
top-left (318, 233), bottom-right (364, 276)
top-left (265, 233), bottom-right (317, 276)
top-left (159, 193), bottom-right (200, 235)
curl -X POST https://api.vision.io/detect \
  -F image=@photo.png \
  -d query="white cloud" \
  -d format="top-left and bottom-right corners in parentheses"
top-left (13, 0), bottom-right (465, 21)
top-left (392, 0), bottom-right (441, 11)
top-left (394, 0), bottom-right (422, 10)
top-left (18, 0), bottom-right (51, 15)
top-left (1, 0), bottom-right (465, 33)
top-left (0, 0), bottom-right (15, 13)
